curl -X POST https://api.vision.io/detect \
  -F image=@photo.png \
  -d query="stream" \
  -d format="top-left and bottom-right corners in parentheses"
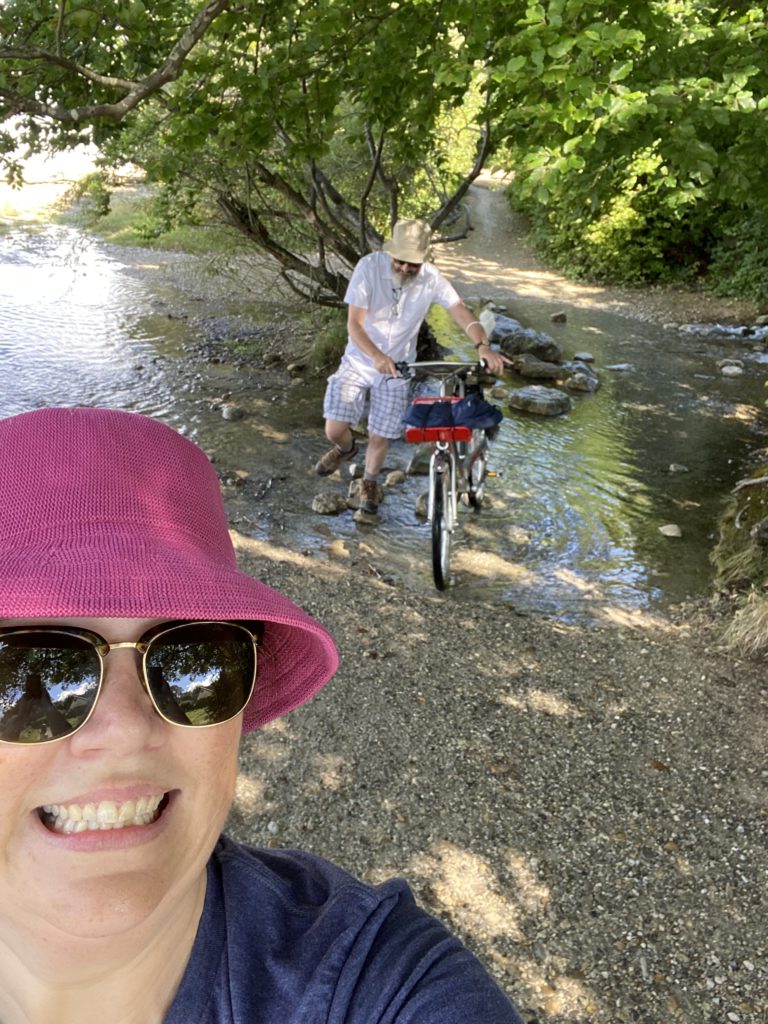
top-left (2, 214), bottom-right (767, 621)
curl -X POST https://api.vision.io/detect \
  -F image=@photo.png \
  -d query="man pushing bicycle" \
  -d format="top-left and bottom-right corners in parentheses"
top-left (314, 219), bottom-right (510, 520)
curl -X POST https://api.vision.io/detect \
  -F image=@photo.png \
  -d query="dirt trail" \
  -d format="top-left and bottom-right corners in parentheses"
top-left (434, 177), bottom-right (759, 327)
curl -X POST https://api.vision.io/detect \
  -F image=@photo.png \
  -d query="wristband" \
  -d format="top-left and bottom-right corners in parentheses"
top-left (464, 320), bottom-right (482, 334)
top-left (473, 339), bottom-right (487, 350)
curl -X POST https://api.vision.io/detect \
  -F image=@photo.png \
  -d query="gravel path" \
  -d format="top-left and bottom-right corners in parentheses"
top-left (228, 548), bottom-right (766, 1024)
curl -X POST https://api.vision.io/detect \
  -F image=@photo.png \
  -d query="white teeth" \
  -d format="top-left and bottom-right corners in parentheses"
top-left (40, 794), bottom-right (165, 834)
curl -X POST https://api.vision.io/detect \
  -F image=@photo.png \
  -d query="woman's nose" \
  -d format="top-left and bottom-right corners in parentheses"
top-left (67, 650), bottom-right (166, 756)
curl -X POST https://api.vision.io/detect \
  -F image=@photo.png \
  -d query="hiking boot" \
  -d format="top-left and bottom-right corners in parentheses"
top-left (358, 478), bottom-right (380, 514)
top-left (314, 441), bottom-right (359, 477)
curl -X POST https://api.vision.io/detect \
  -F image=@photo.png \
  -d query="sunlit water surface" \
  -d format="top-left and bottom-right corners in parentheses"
top-left (2, 223), bottom-right (766, 620)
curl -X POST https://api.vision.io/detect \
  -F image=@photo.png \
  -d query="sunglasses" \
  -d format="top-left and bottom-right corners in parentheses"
top-left (0, 620), bottom-right (260, 745)
top-left (393, 259), bottom-right (422, 271)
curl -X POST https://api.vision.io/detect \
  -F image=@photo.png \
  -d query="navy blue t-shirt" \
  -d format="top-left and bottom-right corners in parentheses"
top-left (165, 836), bottom-right (523, 1023)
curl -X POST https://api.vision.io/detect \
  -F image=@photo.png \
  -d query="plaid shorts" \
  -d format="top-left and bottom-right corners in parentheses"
top-left (323, 372), bottom-right (411, 440)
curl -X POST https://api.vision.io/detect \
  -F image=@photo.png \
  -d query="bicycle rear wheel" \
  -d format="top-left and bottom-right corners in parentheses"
top-left (431, 458), bottom-right (452, 590)
top-left (467, 430), bottom-right (488, 510)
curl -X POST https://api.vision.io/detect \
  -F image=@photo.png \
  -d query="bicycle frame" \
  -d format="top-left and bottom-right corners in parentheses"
top-left (400, 360), bottom-right (493, 589)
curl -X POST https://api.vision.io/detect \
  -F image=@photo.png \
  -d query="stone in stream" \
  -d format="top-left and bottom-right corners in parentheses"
top-left (508, 385), bottom-right (572, 417)
top-left (659, 524), bottom-right (683, 538)
top-left (312, 492), bottom-right (348, 515)
top-left (563, 360), bottom-right (600, 393)
top-left (509, 352), bottom-right (563, 380)
top-left (406, 445), bottom-right (431, 476)
top-left (384, 469), bottom-right (407, 487)
top-left (221, 403), bottom-right (245, 420)
top-left (490, 314), bottom-right (563, 363)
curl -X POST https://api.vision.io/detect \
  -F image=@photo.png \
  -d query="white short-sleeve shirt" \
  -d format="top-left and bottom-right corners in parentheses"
top-left (337, 251), bottom-right (460, 386)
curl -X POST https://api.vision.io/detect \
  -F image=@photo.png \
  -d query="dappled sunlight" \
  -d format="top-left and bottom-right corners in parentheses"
top-left (252, 422), bottom-right (291, 443)
top-left (514, 962), bottom-right (601, 1018)
top-left (406, 841), bottom-right (600, 1020)
top-left (408, 841), bottom-right (525, 942)
top-left (453, 548), bottom-right (538, 582)
top-left (230, 528), bottom-right (346, 576)
top-left (244, 740), bottom-right (292, 764)
top-left (595, 605), bottom-right (683, 632)
top-left (723, 401), bottom-right (761, 423)
top-left (553, 568), bottom-right (605, 595)
top-left (499, 688), bottom-right (583, 718)
top-left (327, 538), bottom-right (352, 560)
top-left (232, 773), bottom-right (274, 816)
top-left (302, 753), bottom-right (350, 794)
top-left (506, 852), bottom-right (550, 916)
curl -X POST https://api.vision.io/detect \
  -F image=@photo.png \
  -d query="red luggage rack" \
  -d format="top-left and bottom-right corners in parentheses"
top-left (403, 397), bottom-right (472, 444)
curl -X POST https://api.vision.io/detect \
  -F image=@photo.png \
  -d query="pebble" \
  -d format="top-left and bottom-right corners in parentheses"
top-left (659, 524), bottom-right (683, 537)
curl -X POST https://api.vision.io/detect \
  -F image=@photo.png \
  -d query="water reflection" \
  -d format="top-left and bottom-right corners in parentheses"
top-left (1, 223), bottom-right (765, 619)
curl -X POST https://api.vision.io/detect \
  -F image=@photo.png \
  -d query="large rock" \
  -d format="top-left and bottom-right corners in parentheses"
top-left (508, 386), bottom-right (572, 417)
top-left (510, 352), bottom-right (562, 380)
top-left (491, 314), bottom-right (563, 363)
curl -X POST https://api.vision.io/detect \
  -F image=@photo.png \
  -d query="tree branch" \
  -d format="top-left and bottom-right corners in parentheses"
top-left (430, 123), bottom-right (491, 233)
top-left (0, 0), bottom-right (231, 124)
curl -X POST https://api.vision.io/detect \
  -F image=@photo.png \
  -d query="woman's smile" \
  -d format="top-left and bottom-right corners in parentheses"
top-left (38, 792), bottom-right (170, 833)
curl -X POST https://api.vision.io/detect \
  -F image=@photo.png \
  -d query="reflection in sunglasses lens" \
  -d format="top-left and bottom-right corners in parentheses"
top-left (0, 634), bottom-right (100, 743)
top-left (146, 624), bottom-right (255, 726)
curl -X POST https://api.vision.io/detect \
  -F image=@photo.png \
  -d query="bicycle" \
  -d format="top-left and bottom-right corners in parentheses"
top-left (397, 360), bottom-right (499, 591)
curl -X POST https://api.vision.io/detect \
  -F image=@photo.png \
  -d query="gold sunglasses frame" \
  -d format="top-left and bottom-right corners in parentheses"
top-left (0, 620), bottom-right (259, 745)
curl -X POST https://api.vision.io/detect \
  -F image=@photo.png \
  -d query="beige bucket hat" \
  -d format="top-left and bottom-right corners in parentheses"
top-left (383, 219), bottom-right (432, 263)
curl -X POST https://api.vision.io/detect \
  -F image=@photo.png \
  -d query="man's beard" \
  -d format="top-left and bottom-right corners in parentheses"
top-left (391, 268), bottom-right (418, 289)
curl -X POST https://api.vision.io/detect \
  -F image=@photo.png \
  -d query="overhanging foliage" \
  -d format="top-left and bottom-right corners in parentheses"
top-left (2, 1), bottom-right (766, 298)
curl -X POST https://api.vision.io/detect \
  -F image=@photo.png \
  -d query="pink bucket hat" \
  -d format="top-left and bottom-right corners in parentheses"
top-left (0, 407), bottom-right (339, 731)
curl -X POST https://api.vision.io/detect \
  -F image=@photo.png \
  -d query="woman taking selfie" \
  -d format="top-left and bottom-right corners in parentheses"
top-left (0, 406), bottom-right (521, 1023)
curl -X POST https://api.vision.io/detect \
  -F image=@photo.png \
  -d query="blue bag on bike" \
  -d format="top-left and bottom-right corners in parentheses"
top-left (403, 400), bottom-right (454, 428)
top-left (452, 395), bottom-right (503, 430)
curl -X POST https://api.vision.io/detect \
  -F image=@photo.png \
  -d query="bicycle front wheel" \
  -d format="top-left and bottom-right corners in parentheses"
top-left (431, 459), bottom-right (452, 590)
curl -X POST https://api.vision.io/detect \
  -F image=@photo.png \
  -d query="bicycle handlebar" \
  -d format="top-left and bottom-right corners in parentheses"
top-left (395, 359), bottom-right (487, 379)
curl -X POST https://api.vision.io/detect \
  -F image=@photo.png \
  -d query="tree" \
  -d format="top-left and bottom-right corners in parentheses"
top-left (2, 1), bottom-right (766, 296)
top-left (484, 2), bottom-right (768, 287)
top-left (0, 0), bottom-right (492, 303)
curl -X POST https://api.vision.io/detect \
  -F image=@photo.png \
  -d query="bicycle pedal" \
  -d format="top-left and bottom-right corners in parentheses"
top-left (486, 470), bottom-right (502, 478)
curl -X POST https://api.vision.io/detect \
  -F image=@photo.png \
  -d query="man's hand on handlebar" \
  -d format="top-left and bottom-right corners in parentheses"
top-left (374, 353), bottom-right (399, 377)
top-left (475, 344), bottom-right (512, 377)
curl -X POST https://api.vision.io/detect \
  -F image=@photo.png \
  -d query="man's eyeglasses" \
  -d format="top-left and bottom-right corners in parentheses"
top-left (0, 620), bottom-right (260, 744)
top-left (393, 259), bottom-right (422, 272)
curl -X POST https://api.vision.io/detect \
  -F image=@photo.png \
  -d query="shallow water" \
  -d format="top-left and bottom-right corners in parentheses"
top-left (2, 222), bottom-right (766, 619)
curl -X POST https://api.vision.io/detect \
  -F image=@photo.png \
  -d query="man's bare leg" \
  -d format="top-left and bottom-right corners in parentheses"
top-left (364, 434), bottom-right (390, 478)
top-left (324, 419), bottom-right (355, 450)
top-left (314, 419), bottom-right (358, 476)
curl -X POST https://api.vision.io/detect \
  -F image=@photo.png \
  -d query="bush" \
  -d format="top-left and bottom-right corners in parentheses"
top-left (708, 211), bottom-right (768, 306)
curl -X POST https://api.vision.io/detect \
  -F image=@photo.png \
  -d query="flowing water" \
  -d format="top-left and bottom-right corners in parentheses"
top-left (2, 220), bottom-right (766, 621)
